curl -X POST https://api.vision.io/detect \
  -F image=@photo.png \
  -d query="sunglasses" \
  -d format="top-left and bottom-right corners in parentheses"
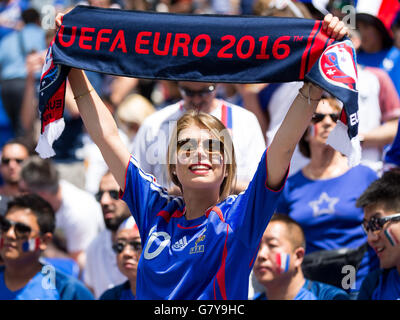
top-left (177, 138), bottom-right (224, 157)
top-left (362, 213), bottom-right (400, 234)
top-left (112, 240), bottom-right (142, 254)
top-left (0, 216), bottom-right (32, 238)
top-left (1, 158), bottom-right (25, 165)
top-left (95, 190), bottom-right (120, 202)
top-left (179, 85), bottom-right (216, 98)
top-left (311, 113), bottom-right (339, 124)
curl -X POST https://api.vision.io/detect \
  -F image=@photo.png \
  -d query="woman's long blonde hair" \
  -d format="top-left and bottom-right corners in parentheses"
top-left (167, 110), bottom-right (237, 200)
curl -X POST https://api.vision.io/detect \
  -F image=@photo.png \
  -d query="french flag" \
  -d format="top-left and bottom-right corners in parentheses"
top-left (384, 228), bottom-right (399, 247)
top-left (22, 238), bottom-right (41, 252)
top-left (275, 252), bottom-right (290, 274)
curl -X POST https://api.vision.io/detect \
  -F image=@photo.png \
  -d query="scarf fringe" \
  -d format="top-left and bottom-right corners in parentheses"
top-left (35, 118), bottom-right (65, 158)
top-left (326, 120), bottom-right (361, 167)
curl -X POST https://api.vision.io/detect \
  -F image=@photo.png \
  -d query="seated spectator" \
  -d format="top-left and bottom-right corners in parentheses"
top-left (356, 170), bottom-right (400, 300)
top-left (253, 214), bottom-right (349, 300)
top-left (99, 216), bottom-right (140, 300)
top-left (0, 138), bottom-right (31, 215)
top-left (116, 93), bottom-right (156, 152)
top-left (0, 7), bottom-right (46, 137)
top-left (348, 29), bottom-right (400, 172)
top-left (0, 194), bottom-right (93, 299)
top-left (19, 156), bottom-right (104, 272)
top-left (0, 0), bottom-right (30, 40)
top-left (383, 118), bottom-right (400, 172)
top-left (356, 0), bottom-right (400, 96)
top-left (84, 171), bottom-right (131, 298)
top-left (276, 96), bottom-right (379, 292)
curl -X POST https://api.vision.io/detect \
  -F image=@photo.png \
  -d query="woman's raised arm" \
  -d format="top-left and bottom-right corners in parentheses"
top-left (54, 13), bottom-right (130, 190)
top-left (266, 14), bottom-right (348, 189)
top-left (68, 69), bottom-right (131, 190)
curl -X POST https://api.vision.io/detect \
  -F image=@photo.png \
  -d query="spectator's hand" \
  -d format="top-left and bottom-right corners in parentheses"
top-left (26, 51), bottom-right (45, 77)
top-left (322, 13), bottom-right (348, 40)
top-left (55, 13), bottom-right (64, 29)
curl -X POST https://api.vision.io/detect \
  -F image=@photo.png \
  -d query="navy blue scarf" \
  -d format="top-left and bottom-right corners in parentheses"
top-left (37, 5), bottom-right (361, 164)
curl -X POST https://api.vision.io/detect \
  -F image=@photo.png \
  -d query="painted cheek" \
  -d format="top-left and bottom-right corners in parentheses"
top-left (21, 238), bottom-right (41, 252)
top-left (384, 227), bottom-right (400, 247)
top-left (272, 252), bottom-right (291, 274)
top-left (312, 124), bottom-right (317, 137)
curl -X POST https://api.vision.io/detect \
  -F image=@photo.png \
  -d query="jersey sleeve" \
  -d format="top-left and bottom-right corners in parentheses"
top-left (357, 269), bottom-right (381, 300)
top-left (225, 148), bottom-right (289, 249)
top-left (119, 155), bottom-right (172, 240)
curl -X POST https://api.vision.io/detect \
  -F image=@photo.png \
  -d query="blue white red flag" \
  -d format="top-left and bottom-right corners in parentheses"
top-left (275, 252), bottom-right (290, 274)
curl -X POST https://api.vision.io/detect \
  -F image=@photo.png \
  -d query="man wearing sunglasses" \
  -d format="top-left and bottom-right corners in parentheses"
top-left (0, 138), bottom-right (30, 215)
top-left (0, 194), bottom-right (93, 299)
top-left (84, 171), bottom-right (131, 298)
top-left (19, 156), bottom-right (104, 273)
top-left (356, 169), bottom-right (400, 300)
top-left (132, 81), bottom-right (266, 194)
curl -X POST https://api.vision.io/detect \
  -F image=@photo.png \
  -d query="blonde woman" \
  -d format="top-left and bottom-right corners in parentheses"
top-left (57, 13), bottom-right (348, 299)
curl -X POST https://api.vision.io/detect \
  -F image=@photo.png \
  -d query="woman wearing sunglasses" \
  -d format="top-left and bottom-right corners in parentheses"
top-left (58, 13), bottom-right (349, 299)
top-left (100, 216), bottom-right (141, 300)
top-left (275, 96), bottom-right (379, 294)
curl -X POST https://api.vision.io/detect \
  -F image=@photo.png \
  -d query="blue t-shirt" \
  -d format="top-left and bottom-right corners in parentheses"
top-left (276, 165), bottom-right (379, 289)
top-left (372, 268), bottom-right (400, 300)
top-left (358, 268), bottom-right (400, 300)
top-left (254, 279), bottom-right (349, 300)
top-left (121, 149), bottom-right (286, 300)
top-left (99, 281), bottom-right (135, 300)
top-left (357, 47), bottom-right (400, 96)
top-left (0, 24), bottom-right (46, 80)
top-left (0, 265), bottom-right (93, 300)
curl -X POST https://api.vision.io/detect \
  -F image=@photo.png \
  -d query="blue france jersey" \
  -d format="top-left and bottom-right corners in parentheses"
top-left (0, 265), bottom-right (93, 300)
top-left (120, 150), bottom-right (286, 299)
top-left (254, 279), bottom-right (349, 300)
top-left (0, 267), bottom-right (60, 300)
top-left (372, 268), bottom-right (400, 300)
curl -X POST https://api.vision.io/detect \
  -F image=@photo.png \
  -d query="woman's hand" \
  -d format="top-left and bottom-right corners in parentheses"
top-left (322, 13), bottom-right (348, 40)
top-left (55, 13), bottom-right (64, 29)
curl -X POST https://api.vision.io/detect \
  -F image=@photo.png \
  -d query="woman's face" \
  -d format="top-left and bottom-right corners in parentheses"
top-left (357, 21), bottom-right (383, 53)
top-left (308, 99), bottom-right (340, 146)
top-left (174, 124), bottom-right (226, 195)
top-left (115, 228), bottom-right (141, 280)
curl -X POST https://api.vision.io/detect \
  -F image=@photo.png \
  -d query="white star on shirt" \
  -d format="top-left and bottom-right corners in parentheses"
top-left (308, 192), bottom-right (339, 217)
top-left (326, 69), bottom-right (336, 76)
